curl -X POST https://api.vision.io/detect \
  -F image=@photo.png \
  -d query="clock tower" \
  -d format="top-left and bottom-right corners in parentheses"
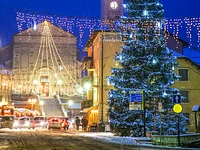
top-left (101, 0), bottom-right (124, 21)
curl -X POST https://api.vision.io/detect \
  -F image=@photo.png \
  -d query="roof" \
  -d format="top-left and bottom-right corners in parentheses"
top-left (14, 20), bottom-right (76, 38)
top-left (84, 29), bottom-right (119, 49)
top-left (173, 49), bottom-right (200, 69)
top-left (165, 31), bottom-right (188, 47)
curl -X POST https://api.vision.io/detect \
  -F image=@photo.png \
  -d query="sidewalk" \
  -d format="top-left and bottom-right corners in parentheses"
top-left (68, 128), bottom-right (199, 150)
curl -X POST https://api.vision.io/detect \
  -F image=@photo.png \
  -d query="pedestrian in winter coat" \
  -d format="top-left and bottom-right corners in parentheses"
top-left (81, 117), bottom-right (88, 131)
top-left (75, 117), bottom-right (80, 130)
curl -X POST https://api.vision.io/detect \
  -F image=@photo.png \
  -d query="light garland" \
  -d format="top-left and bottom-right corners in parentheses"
top-left (12, 21), bottom-right (83, 96)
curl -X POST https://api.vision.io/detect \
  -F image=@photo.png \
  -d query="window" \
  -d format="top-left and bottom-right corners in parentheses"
top-left (180, 91), bottom-right (189, 103)
top-left (178, 68), bottom-right (189, 81)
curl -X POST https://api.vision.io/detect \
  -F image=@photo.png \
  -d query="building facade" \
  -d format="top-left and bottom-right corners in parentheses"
top-left (0, 21), bottom-right (82, 98)
top-left (82, 30), bottom-right (200, 132)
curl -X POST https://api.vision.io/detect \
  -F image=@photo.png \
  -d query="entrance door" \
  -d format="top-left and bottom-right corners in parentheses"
top-left (40, 76), bottom-right (49, 96)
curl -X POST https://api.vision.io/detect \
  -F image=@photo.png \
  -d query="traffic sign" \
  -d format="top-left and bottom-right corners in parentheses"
top-left (173, 104), bottom-right (183, 113)
top-left (173, 95), bottom-right (181, 103)
top-left (130, 94), bottom-right (142, 102)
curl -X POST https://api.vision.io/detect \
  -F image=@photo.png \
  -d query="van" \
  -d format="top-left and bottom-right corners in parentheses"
top-left (0, 116), bottom-right (14, 129)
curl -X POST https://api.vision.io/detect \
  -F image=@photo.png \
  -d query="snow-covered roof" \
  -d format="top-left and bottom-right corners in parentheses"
top-left (183, 47), bottom-right (200, 65)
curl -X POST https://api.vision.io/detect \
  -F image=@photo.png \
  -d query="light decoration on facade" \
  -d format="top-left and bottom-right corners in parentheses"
top-left (12, 20), bottom-right (83, 96)
top-left (14, 10), bottom-right (200, 50)
top-left (13, 11), bottom-right (200, 95)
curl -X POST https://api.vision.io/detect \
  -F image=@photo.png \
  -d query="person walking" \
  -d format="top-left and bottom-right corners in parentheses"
top-left (81, 117), bottom-right (88, 131)
top-left (75, 117), bottom-right (80, 130)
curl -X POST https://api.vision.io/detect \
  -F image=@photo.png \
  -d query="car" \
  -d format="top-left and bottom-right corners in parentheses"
top-left (0, 116), bottom-right (14, 129)
top-left (13, 117), bottom-right (35, 129)
top-left (33, 116), bottom-right (47, 128)
top-left (47, 117), bottom-right (62, 131)
top-left (59, 117), bottom-right (70, 130)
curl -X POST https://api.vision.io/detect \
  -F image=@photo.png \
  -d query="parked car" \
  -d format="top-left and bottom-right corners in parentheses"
top-left (0, 116), bottom-right (14, 129)
top-left (33, 116), bottom-right (47, 128)
top-left (47, 117), bottom-right (62, 131)
top-left (13, 117), bottom-right (35, 129)
top-left (59, 117), bottom-right (70, 130)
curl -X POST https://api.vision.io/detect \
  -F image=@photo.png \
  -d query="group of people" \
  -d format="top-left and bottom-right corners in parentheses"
top-left (75, 116), bottom-right (88, 131)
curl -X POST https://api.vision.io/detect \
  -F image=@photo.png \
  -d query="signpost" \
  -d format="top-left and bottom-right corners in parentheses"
top-left (129, 91), bottom-right (146, 137)
top-left (173, 104), bottom-right (183, 147)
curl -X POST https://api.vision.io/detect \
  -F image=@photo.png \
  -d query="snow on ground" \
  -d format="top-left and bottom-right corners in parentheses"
top-left (76, 132), bottom-right (147, 145)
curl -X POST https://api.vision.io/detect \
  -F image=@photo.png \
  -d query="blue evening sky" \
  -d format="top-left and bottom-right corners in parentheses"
top-left (0, 0), bottom-right (200, 48)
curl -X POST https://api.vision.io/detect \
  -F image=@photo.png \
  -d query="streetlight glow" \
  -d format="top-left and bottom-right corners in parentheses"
top-left (39, 101), bottom-right (44, 105)
top-left (28, 97), bottom-right (37, 110)
top-left (84, 82), bottom-right (91, 90)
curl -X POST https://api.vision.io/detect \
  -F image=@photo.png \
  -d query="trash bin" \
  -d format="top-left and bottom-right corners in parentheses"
top-left (97, 122), bottom-right (105, 132)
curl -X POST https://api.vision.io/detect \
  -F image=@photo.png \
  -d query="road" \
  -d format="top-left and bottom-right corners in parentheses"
top-left (0, 128), bottom-right (180, 150)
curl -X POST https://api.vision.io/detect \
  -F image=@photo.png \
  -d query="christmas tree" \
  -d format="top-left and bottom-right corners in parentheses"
top-left (107, 0), bottom-right (188, 137)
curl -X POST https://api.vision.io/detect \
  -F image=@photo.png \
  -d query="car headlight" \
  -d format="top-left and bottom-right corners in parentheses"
top-left (14, 121), bottom-right (19, 126)
top-left (40, 121), bottom-right (44, 125)
top-left (25, 121), bottom-right (30, 126)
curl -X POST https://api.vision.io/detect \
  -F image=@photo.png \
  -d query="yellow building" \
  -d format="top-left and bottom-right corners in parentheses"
top-left (82, 30), bottom-right (123, 125)
top-left (82, 30), bottom-right (199, 132)
top-left (173, 56), bottom-right (200, 132)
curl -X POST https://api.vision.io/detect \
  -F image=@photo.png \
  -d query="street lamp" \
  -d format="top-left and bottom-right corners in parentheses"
top-left (84, 82), bottom-right (91, 90)
top-left (28, 97), bottom-right (37, 110)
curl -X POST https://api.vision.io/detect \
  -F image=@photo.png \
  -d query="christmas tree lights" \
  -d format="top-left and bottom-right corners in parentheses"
top-left (107, 0), bottom-right (188, 137)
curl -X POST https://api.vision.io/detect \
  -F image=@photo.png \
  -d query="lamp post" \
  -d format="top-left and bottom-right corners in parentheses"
top-left (192, 105), bottom-right (200, 132)
top-left (173, 104), bottom-right (183, 147)
top-left (28, 97), bottom-right (37, 110)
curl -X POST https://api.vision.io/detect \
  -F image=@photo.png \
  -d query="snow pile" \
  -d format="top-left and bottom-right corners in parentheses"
top-left (77, 132), bottom-right (139, 145)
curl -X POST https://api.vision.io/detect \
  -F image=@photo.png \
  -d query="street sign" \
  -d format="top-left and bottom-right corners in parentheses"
top-left (129, 103), bottom-right (142, 111)
top-left (173, 104), bottom-right (183, 114)
top-left (130, 93), bottom-right (142, 102)
top-left (173, 95), bottom-right (181, 103)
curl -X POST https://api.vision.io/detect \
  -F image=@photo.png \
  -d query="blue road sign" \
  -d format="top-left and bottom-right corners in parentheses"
top-left (173, 95), bottom-right (181, 103)
top-left (130, 94), bottom-right (142, 102)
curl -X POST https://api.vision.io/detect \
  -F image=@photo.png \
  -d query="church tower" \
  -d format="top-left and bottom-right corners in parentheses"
top-left (101, 0), bottom-right (124, 21)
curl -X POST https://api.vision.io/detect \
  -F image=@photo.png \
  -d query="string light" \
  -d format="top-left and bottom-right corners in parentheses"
top-left (16, 12), bottom-right (200, 49)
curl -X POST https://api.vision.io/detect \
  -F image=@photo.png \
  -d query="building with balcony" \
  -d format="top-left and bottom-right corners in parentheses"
top-left (82, 29), bottom-right (200, 132)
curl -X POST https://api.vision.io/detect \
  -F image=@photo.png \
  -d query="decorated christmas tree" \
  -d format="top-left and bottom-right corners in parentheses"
top-left (107, 0), bottom-right (188, 137)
